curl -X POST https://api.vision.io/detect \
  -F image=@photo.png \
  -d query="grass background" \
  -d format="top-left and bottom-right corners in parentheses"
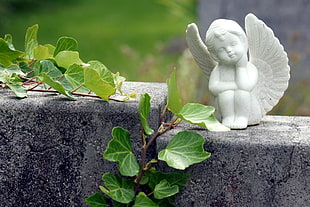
top-left (0, 0), bottom-right (196, 81)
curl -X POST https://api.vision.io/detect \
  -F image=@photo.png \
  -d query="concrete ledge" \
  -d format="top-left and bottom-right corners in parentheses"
top-left (157, 116), bottom-right (310, 207)
top-left (0, 82), bottom-right (167, 207)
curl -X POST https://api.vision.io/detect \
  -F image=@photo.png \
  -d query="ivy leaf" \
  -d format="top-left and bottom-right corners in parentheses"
top-left (139, 93), bottom-right (154, 135)
top-left (112, 200), bottom-right (131, 207)
top-left (41, 72), bottom-right (75, 99)
top-left (24, 24), bottom-right (39, 59)
top-left (113, 72), bottom-right (126, 94)
top-left (153, 199), bottom-right (176, 207)
top-left (6, 83), bottom-right (27, 98)
top-left (35, 60), bottom-right (63, 80)
top-left (177, 103), bottom-right (230, 131)
top-left (166, 69), bottom-right (183, 114)
top-left (34, 45), bottom-right (53, 60)
top-left (104, 127), bottom-right (139, 177)
top-left (158, 131), bottom-right (211, 170)
top-left (0, 71), bottom-right (8, 83)
top-left (53, 36), bottom-right (78, 56)
top-left (148, 171), bottom-right (189, 191)
top-left (153, 179), bottom-right (179, 199)
top-left (100, 173), bottom-right (135, 204)
top-left (84, 66), bottom-right (116, 101)
top-left (64, 64), bottom-right (89, 93)
top-left (44, 44), bottom-right (56, 55)
top-left (6, 64), bottom-right (25, 76)
top-left (88, 60), bottom-right (115, 87)
top-left (55, 51), bottom-right (83, 69)
top-left (4, 34), bottom-right (15, 50)
top-left (133, 192), bottom-right (158, 207)
top-left (0, 38), bottom-right (23, 67)
top-left (0, 64), bottom-right (27, 98)
top-left (85, 193), bottom-right (108, 207)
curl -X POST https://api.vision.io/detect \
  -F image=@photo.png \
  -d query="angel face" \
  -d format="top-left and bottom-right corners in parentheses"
top-left (211, 32), bottom-right (246, 64)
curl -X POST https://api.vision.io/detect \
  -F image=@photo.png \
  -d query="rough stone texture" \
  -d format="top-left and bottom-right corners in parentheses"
top-left (198, 0), bottom-right (310, 84)
top-left (157, 116), bottom-right (310, 207)
top-left (0, 82), bottom-right (167, 207)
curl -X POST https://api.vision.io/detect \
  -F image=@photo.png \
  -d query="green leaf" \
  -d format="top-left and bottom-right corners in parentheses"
top-left (153, 199), bottom-right (176, 207)
top-left (6, 83), bottom-right (27, 98)
top-left (166, 69), bottom-right (183, 114)
top-left (158, 131), bottom-right (211, 170)
top-left (112, 200), bottom-right (131, 207)
top-left (104, 127), bottom-right (139, 177)
top-left (113, 72), bottom-right (126, 94)
top-left (24, 24), bottom-right (39, 59)
top-left (0, 71), bottom-right (8, 83)
top-left (41, 72), bottom-right (75, 99)
top-left (133, 192), bottom-right (158, 207)
top-left (44, 44), bottom-right (56, 55)
top-left (64, 64), bottom-right (89, 93)
top-left (88, 60), bottom-right (115, 87)
top-left (139, 93), bottom-right (154, 135)
top-left (148, 171), bottom-right (189, 191)
top-left (84, 66), bottom-right (116, 101)
top-left (0, 38), bottom-right (23, 67)
top-left (177, 103), bottom-right (230, 132)
top-left (85, 193), bottom-right (108, 207)
top-left (154, 179), bottom-right (179, 199)
top-left (55, 50), bottom-right (83, 69)
top-left (139, 175), bottom-right (149, 185)
top-left (54, 36), bottom-right (78, 56)
top-left (36, 60), bottom-right (63, 80)
top-left (100, 173), bottom-right (135, 204)
top-left (6, 64), bottom-right (25, 76)
top-left (4, 34), bottom-right (15, 50)
top-left (34, 45), bottom-right (53, 60)
top-left (19, 62), bottom-right (33, 75)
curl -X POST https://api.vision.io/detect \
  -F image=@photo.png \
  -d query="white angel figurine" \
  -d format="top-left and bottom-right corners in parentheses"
top-left (186, 13), bottom-right (290, 129)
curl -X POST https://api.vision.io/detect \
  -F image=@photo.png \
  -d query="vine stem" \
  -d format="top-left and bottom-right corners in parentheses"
top-left (71, 83), bottom-right (86, 93)
top-left (134, 117), bottom-right (180, 194)
top-left (28, 80), bottom-right (43, 90)
top-left (27, 60), bottom-right (37, 68)
top-left (26, 88), bottom-right (124, 101)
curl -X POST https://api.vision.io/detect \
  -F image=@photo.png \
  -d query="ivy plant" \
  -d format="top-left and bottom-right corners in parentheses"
top-left (0, 24), bottom-right (229, 206)
top-left (85, 69), bottom-right (229, 207)
top-left (0, 24), bottom-right (135, 101)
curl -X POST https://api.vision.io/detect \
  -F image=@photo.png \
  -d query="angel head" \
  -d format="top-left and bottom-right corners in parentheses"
top-left (205, 19), bottom-right (248, 64)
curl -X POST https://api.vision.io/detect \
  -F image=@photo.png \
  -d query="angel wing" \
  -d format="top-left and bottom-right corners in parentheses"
top-left (245, 13), bottom-right (290, 118)
top-left (186, 23), bottom-right (217, 84)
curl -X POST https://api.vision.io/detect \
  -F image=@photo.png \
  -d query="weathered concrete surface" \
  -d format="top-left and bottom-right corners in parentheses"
top-left (0, 82), bottom-right (167, 207)
top-left (157, 116), bottom-right (310, 207)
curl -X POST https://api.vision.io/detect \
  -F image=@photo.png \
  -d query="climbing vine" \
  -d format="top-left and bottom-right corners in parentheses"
top-left (0, 24), bottom-right (229, 207)
top-left (85, 70), bottom-right (229, 206)
top-left (0, 24), bottom-right (135, 101)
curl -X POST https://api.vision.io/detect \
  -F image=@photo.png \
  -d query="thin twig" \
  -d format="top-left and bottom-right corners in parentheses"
top-left (27, 60), bottom-right (37, 68)
top-left (71, 83), bottom-right (86, 93)
top-left (159, 104), bottom-right (168, 123)
top-left (134, 117), bottom-right (179, 194)
top-left (28, 80), bottom-right (43, 91)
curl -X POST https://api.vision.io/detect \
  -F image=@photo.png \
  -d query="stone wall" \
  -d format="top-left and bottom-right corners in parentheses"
top-left (1, 81), bottom-right (309, 206)
top-left (0, 82), bottom-right (167, 207)
top-left (157, 116), bottom-right (310, 207)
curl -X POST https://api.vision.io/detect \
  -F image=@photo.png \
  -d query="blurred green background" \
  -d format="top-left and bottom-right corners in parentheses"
top-left (0, 0), bottom-right (309, 115)
top-left (0, 0), bottom-right (196, 81)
